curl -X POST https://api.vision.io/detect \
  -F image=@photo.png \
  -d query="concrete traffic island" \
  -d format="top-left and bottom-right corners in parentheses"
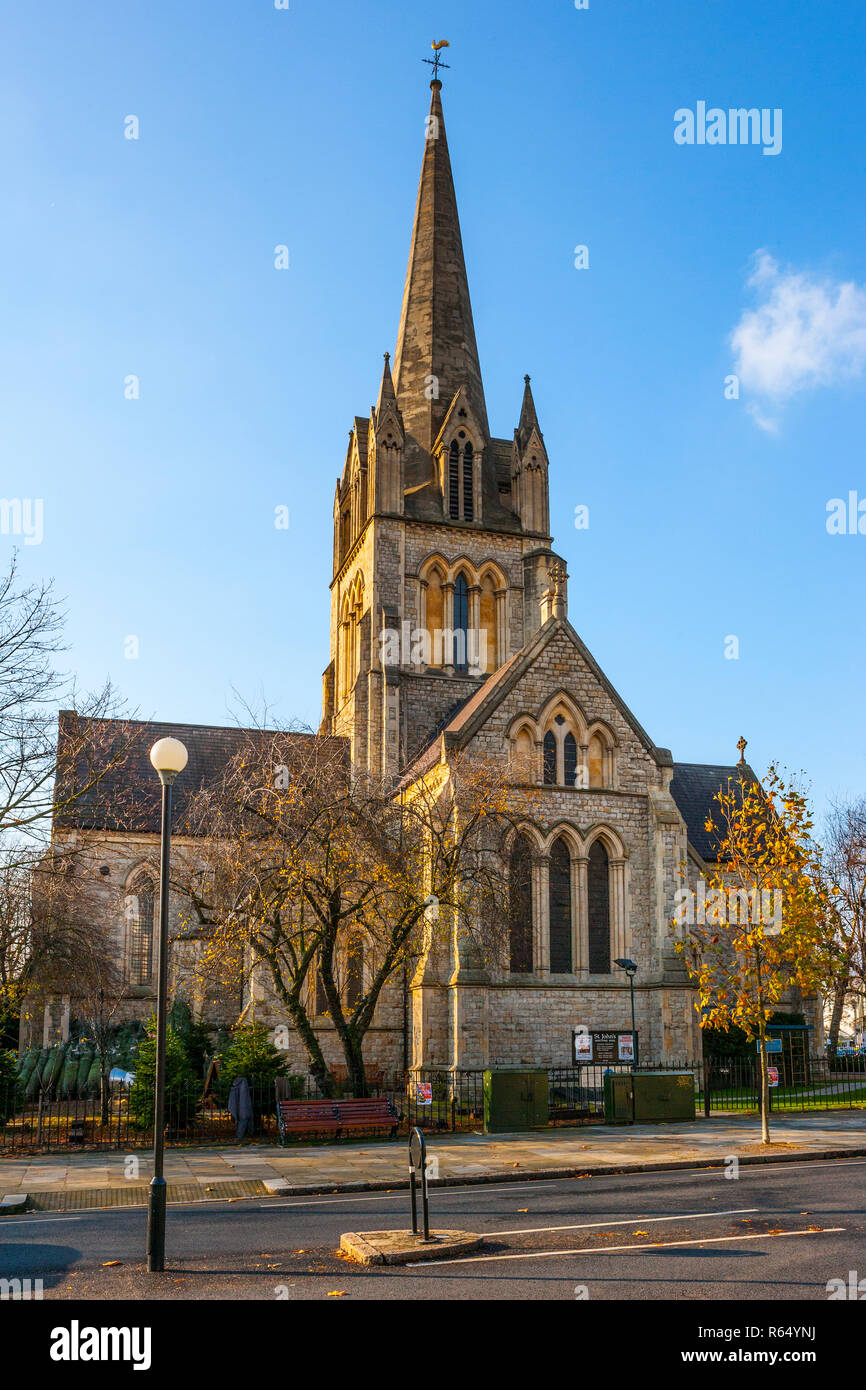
top-left (340, 1229), bottom-right (483, 1265)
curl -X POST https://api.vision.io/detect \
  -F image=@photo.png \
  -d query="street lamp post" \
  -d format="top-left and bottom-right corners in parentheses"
top-left (146, 736), bottom-right (188, 1274)
top-left (614, 957), bottom-right (638, 1123)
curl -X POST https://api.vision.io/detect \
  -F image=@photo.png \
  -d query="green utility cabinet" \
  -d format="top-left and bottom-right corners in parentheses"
top-left (603, 1072), bottom-right (635, 1123)
top-left (604, 1071), bottom-right (696, 1124)
top-left (483, 1070), bottom-right (549, 1132)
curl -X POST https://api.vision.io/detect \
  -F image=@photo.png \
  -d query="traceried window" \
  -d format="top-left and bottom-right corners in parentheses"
top-left (345, 934), bottom-right (364, 1009)
top-left (589, 734), bottom-right (605, 788)
top-left (587, 839), bottom-right (611, 973)
top-left (508, 834), bottom-right (533, 973)
top-left (453, 572), bottom-right (469, 671)
top-left (479, 572), bottom-right (497, 672)
top-left (512, 727), bottom-right (534, 781)
top-left (543, 731), bottom-right (557, 785)
top-left (563, 732), bottom-right (578, 787)
top-left (128, 874), bottom-right (155, 986)
top-left (548, 838), bottom-right (573, 974)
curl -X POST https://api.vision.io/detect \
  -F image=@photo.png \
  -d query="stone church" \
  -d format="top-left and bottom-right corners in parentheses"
top-left (33, 78), bottom-right (815, 1073)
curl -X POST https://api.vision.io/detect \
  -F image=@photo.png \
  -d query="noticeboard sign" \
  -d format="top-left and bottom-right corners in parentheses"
top-left (415, 1082), bottom-right (433, 1105)
top-left (757, 1038), bottom-right (783, 1054)
top-left (573, 1028), bottom-right (638, 1066)
top-left (767, 1066), bottom-right (779, 1088)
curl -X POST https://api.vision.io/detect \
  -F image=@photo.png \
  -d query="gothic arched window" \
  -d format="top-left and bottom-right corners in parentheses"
top-left (426, 566), bottom-right (444, 666)
top-left (563, 732), bottom-right (578, 787)
top-left (589, 733), bottom-right (605, 787)
top-left (548, 838), bottom-right (572, 974)
top-left (587, 839), bottom-right (611, 973)
top-left (128, 873), bottom-right (155, 986)
top-left (453, 572), bottom-right (469, 671)
top-left (345, 934), bottom-right (364, 1010)
top-left (448, 440), bottom-right (460, 519)
top-left (543, 731), bottom-right (557, 785)
top-left (479, 572), bottom-right (497, 672)
top-left (508, 834), bottom-right (533, 973)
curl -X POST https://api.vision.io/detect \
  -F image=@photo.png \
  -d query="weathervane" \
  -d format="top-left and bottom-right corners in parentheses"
top-left (423, 39), bottom-right (451, 82)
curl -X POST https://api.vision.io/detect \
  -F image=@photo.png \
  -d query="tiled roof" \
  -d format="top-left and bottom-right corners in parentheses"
top-left (55, 713), bottom-right (346, 836)
top-left (670, 761), bottom-right (758, 862)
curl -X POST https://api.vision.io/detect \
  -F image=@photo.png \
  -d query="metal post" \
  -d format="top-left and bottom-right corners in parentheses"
top-left (409, 1127), bottom-right (431, 1241)
top-left (703, 1059), bottom-right (711, 1118)
top-left (628, 972), bottom-right (637, 1124)
top-left (409, 1159), bottom-right (418, 1235)
top-left (421, 1160), bottom-right (430, 1242)
top-left (147, 777), bottom-right (173, 1273)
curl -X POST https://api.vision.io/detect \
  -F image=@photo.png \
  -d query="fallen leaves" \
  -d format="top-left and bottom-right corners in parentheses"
top-left (101, 1261), bottom-right (121, 1267)
top-left (327, 1290), bottom-right (348, 1298)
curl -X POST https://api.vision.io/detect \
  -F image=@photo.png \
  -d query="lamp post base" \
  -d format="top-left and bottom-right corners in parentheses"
top-left (146, 1176), bottom-right (167, 1272)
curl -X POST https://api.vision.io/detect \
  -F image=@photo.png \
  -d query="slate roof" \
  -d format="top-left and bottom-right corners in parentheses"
top-left (670, 761), bottom-right (758, 862)
top-left (54, 713), bottom-right (346, 836)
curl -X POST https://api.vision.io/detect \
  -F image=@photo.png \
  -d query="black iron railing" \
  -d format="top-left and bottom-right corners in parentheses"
top-left (2, 1053), bottom-right (863, 1153)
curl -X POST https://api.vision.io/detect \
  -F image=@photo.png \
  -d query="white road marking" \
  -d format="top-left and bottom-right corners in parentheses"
top-left (0, 1215), bottom-right (82, 1225)
top-left (411, 1226), bottom-right (847, 1268)
top-left (264, 1182), bottom-right (564, 1209)
top-left (486, 1207), bottom-right (758, 1238)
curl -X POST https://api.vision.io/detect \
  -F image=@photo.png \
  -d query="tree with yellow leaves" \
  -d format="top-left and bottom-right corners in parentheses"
top-left (676, 764), bottom-right (833, 1143)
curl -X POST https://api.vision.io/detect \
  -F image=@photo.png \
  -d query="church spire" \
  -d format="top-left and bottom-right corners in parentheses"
top-left (516, 374), bottom-right (541, 452)
top-left (376, 351), bottom-right (397, 411)
top-left (392, 79), bottom-right (489, 459)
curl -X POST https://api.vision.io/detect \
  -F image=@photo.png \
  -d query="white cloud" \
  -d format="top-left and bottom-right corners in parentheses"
top-left (730, 251), bottom-right (866, 430)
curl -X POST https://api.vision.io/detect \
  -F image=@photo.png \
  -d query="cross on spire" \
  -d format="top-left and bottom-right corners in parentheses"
top-left (737, 735), bottom-right (747, 763)
top-left (423, 39), bottom-right (451, 83)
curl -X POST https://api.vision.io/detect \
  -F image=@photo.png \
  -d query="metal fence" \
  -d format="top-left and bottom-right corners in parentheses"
top-left (700, 1052), bottom-right (866, 1114)
top-left (0, 1079), bottom-right (283, 1155)
top-left (2, 1053), bottom-right (864, 1154)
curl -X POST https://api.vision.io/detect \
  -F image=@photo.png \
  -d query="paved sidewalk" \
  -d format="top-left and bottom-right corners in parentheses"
top-left (1, 1110), bottom-right (864, 1207)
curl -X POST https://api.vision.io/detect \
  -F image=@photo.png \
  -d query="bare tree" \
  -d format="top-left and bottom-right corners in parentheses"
top-left (0, 554), bottom-right (136, 1033)
top-left (178, 731), bottom-right (515, 1097)
top-left (822, 797), bottom-right (866, 1052)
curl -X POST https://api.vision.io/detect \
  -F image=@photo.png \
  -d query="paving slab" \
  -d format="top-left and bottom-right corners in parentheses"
top-left (2, 1111), bottom-right (864, 1206)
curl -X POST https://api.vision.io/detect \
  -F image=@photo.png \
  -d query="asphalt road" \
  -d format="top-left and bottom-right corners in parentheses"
top-left (2, 1154), bottom-right (864, 1301)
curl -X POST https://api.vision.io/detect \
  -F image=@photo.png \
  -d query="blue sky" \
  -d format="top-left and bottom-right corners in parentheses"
top-left (2, 0), bottom-right (864, 820)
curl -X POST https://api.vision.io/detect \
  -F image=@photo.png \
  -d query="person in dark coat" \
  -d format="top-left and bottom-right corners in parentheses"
top-left (227, 1075), bottom-right (254, 1139)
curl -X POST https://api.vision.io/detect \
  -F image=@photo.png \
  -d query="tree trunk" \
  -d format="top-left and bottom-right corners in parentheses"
top-left (343, 1029), bottom-right (368, 1098)
top-left (100, 1070), bottom-right (110, 1128)
top-left (758, 1040), bottom-right (770, 1144)
top-left (827, 973), bottom-right (849, 1054)
top-left (267, 962), bottom-right (335, 1098)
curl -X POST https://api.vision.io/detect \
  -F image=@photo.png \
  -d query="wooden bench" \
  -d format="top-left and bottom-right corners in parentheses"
top-left (276, 1095), bottom-right (399, 1143)
top-left (335, 1098), bottom-right (398, 1137)
top-left (277, 1099), bottom-right (341, 1144)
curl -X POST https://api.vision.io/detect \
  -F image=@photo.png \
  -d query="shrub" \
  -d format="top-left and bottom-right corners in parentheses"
top-left (218, 1024), bottom-right (288, 1122)
top-left (0, 1047), bottom-right (21, 1124)
top-left (128, 1017), bottom-right (199, 1132)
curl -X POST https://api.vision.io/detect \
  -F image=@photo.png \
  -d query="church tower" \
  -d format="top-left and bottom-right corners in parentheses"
top-left (321, 77), bottom-right (566, 776)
